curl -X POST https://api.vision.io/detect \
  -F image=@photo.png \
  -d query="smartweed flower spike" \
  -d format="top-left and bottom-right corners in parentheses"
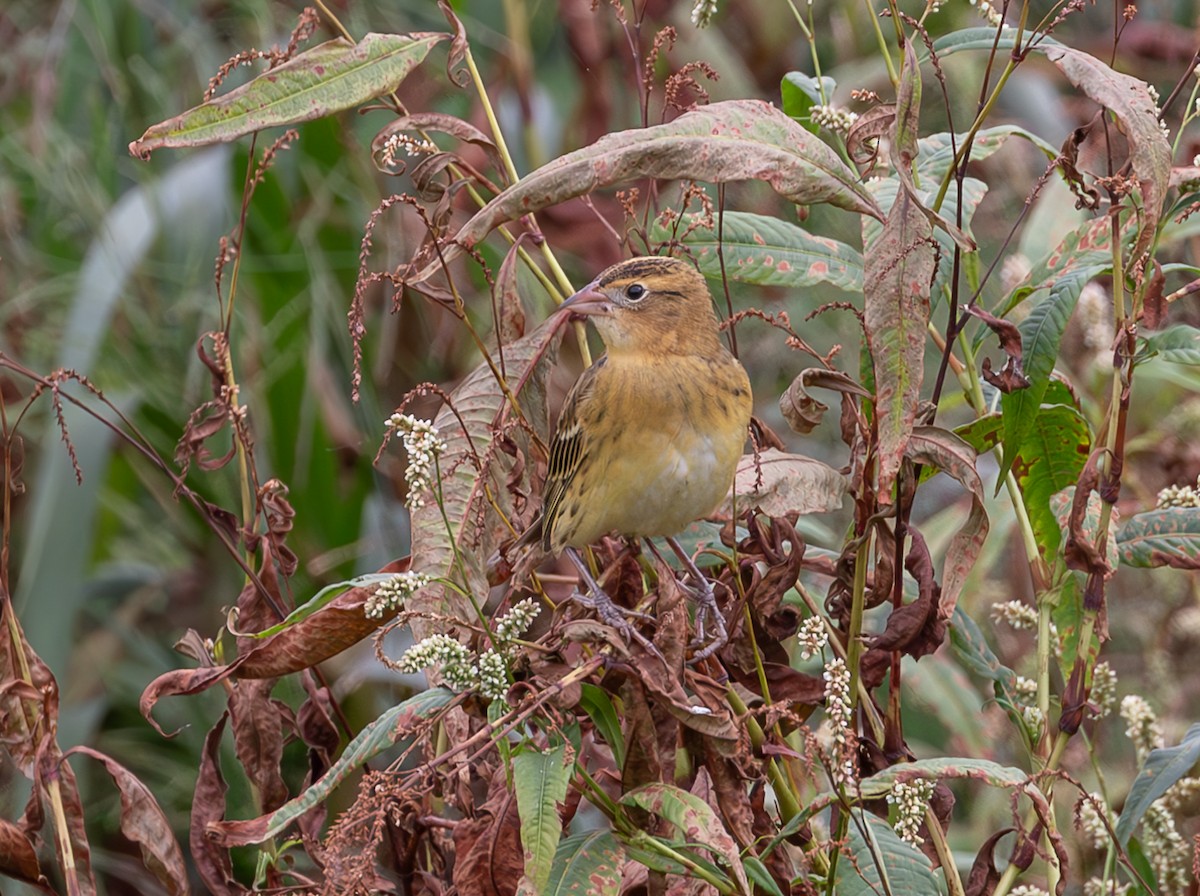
top-left (387, 413), bottom-right (447, 509)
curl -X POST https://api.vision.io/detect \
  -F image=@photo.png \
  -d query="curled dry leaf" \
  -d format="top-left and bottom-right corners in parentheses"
top-left (779, 368), bottom-right (871, 434)
top-left (724, 448), bottom-right (848, 518)
top-left (65, 747), bottom-right (190, 896)
top-left (140, 558), bottom-right (412, 734)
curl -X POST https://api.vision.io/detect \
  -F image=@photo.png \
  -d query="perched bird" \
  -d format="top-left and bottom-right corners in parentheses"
top-left (538, 255), bottom-right (753, 658)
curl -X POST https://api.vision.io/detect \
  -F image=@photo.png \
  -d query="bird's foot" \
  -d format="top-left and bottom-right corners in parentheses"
top-left (565, 548), bottom-right (663, 660)
top-left (666, 537), bottom-right (729, 662)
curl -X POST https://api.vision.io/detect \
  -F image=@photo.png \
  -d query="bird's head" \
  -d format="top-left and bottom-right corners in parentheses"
top-left (557, 256), bottom-right (723, 355)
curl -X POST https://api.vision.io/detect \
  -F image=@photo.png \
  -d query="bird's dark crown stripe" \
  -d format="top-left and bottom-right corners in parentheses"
top-left (598, 257), bottom-right (688, 286)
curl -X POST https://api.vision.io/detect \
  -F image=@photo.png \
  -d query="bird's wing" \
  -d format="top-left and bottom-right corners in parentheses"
top-left (540, 358), bottom-right (603, 551)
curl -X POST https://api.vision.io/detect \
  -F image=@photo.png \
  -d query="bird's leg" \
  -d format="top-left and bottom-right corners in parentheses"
top-left (564, 547), bottom-right (661, 655)
top-left (665, 536), bottom-right (729, 660)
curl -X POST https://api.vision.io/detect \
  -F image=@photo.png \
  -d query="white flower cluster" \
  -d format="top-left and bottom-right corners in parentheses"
top-left (387, 413), bottom-right (447, 509)
top-left (1090, 662), bottom-right (1117, 717)
top-left (1142, 802), bottom-right (1191, 895)
top-left (395, 600), bottom-right (542, 701)
top-left (397, 633), bottom-right (478, 691)
top-left (797, 615), bottom-right (828, 661)
top-left (378, 132), bottom-right (438, 169)
top-left (1009, 887), bottom-right (1049, 896)
top-left (968, 0), bottom-right (1006, 27)
top-left (990, 600), bottom-right (1038, 630)
top-left (1119, 694), bottom-right (1164, 762)
top-left (690, 0), bottom-right (719, 27)
top-left (1083, 880), bottom-right (1133, 896)
top-left (365, 570), bottom-right (433, 619)
top-left (823, 657), bottom-right (856, 785)
top-left (493, 598), bottom-right (541, 644)
top-left (1156, 475), bottom-right (1200, 509)
top-left (887, 778), bottom-right (935, 846)
top-left (810, 104), bottom-right (858, 135)
top-left (1077, 792), bottom-right (1112, 849)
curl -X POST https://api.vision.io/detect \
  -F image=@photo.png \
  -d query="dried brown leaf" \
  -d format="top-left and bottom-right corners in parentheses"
top-left (65, 747), bottom-right (190, 896)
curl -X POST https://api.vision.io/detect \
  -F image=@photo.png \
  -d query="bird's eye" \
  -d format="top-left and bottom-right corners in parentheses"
top-left (625, 283), bottom-right (647, 302)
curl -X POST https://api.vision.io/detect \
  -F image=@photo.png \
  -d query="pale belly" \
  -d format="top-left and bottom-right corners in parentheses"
top-left (575, 423), bottom-right (741, 542)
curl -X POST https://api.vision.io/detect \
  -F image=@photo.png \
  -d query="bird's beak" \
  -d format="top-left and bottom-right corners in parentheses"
top-left (557, 280), bottom-right (611, 318)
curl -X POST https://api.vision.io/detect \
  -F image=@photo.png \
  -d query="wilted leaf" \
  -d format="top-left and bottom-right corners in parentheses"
top-left (908, 427), bottom-right (990, 618)
top-left (141, 559), bottom-right (412, 731)
top-left (725, 449), bottom-right (848, 517)
top-left (190, 715), bottom-right (239, 895)
top-left (1041, 44), bottom-right (1170, 263)
top-left (66, 747), bottom-right (190, 896)
top-left (408, 320), bottom-right (561, 637)
top-left (0, 818), bottom-right (43, 888)
top-left (779, 369), bottom-right (870, 434)
top-left (864, 44), bottom-right (937, 502)
top-left (211, 688), bottom-right (456, 846)
top-left (409, 99), bottom-right (881, 283)
top-left (372, 111), bottom-right (501, 175)
top-left (130, 33), bottom-right (448, 157)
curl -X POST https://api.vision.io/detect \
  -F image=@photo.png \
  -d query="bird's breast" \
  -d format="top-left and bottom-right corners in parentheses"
top-left (563, 353), bottom-right (751, 544)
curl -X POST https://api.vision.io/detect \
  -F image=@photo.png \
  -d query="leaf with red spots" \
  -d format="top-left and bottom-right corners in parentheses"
top-left (651, 211), bottom-right (864, 294)
top-left (1117, 507), bottom-right (1200, 570)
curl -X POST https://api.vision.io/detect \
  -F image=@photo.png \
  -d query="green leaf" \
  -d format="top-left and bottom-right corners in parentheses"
top-left (208, 688), bottom-right (456, 845)
top-left (545, 830), bottom-right (624, 896)
top-left (1117, 724), bottom-right (1200, 846)
top-left (917, 125), bottom-right (1057, 183)
top-left (780, 72), bottom-right (837, 133)
top-left (650, 210), bottom-right (863, 293)
top-left (742, 855), bottom-right (786, 896)
top-left (514, 743), bottom-right (572, 893)
top-left (579, 684), bottom-right (626, 769)
top-left (948, 608), bottom-right (1022, 712)
top-left (620, 784), bottom-right (750, 893)
top-left (931, 27), bottom-right (1064, 58)
top-left (998, 217), bottom-right (1115, 481)
top-left (1117, 507), bottom-right (1200, 570)
top-left (130, 33), bottom-right (448, 156)
top-left (952, 413), bottom-right (1003, 456)
top-left (835, 810), bottom-right (945, 896)
top-left (1140, 324), bottom-right (1200, 366)
top-left (1012, 399), bottom-right (1092, 560)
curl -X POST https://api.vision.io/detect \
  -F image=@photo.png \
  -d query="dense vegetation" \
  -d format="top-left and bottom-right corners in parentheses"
top-left (2, 1), bottom-right (1199, 894)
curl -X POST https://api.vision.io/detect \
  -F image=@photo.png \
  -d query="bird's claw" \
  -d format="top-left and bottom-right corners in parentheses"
top-left (685, 578), bottom-right (728, 662)
top-left (571, 586), bottom-right (664, 661)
